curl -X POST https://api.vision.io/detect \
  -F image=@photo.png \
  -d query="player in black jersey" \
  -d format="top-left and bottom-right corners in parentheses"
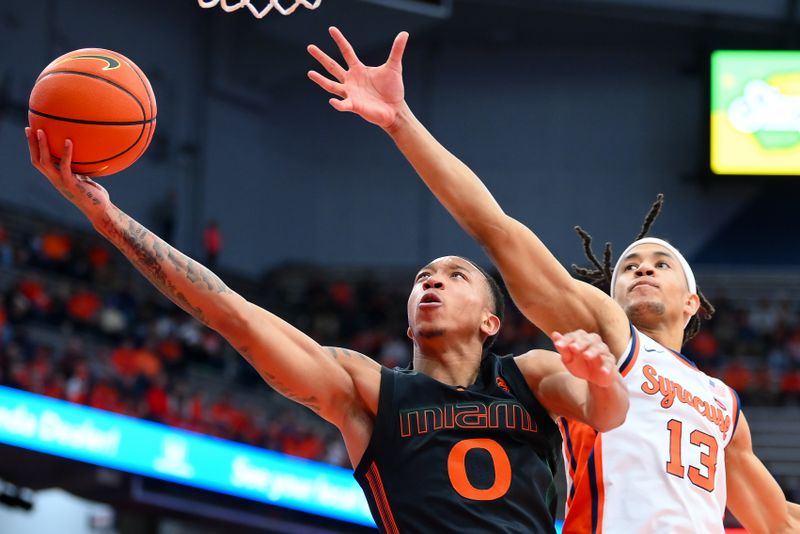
top-left (27, 60), bottom-right (628, 534)
top-left (348, 255), bottom-right (628, 533)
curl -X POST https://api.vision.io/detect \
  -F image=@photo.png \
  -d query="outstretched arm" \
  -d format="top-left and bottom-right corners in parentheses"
top-left (25, 128), bottom-right (378, 431)
top-left (516, 330), bottom-right (628, 432)
top-left (308, 28), bottom-right (630, 356)
top-left (725, 413), bottom-right (799, 534)
top-left (790, 502), bottom-right (800, 522)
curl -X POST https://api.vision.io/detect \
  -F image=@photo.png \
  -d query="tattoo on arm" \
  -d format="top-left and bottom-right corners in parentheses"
top-left (84, 188), bottom-right (101, 205)
top-left (264, 370), bottom-right (322, 414)
top-left (323, 347), bottom-right (370, 361)
top-left (236, 345), bottom-right (322, 414)
top-left (98, 208), bottom-right (232, 326)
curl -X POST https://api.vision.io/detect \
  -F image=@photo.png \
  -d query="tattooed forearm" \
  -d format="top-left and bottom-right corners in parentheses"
top-left (200, 267), bottom-right (228, 293)
top-left (186, 260), bottom-right (199, 285)
top-left (84, 187), bottom-right (101, 206)
top-left (96, 206), bottom-right (233, 327)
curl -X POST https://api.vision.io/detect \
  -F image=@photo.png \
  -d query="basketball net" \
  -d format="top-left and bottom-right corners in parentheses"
top-left (198, 0), bottom-right (321, 17)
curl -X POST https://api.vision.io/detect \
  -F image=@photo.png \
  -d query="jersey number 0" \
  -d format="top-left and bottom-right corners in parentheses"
top-left (447, 438), bottom-right (511, 500)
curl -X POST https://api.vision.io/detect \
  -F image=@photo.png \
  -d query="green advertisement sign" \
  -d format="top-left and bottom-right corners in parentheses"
top-left (711, 50), bottom-right (800, 175)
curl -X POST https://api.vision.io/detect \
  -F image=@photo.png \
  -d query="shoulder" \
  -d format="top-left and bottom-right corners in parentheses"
top-left (322, 346), bottom-right (383, 414)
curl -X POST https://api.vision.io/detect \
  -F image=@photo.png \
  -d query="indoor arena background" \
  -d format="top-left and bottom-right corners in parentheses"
top-left (0, 0), bottom-right (798, 532)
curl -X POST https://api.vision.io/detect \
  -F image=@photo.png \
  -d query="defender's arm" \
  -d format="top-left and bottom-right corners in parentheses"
top-left (725, 413), bottom-right (798, 534)
top-left (307, 28), bottom-right (630, 356)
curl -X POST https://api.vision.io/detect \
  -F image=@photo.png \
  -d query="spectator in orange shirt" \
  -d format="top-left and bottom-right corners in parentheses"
top-left (781, 370), bottom-right (800, 404)
top-left (87, 242), bottom-right (111, 283)
top-left (133, 345), bottom-right (162, 380)
top-left (156, 336), bottom-right (184, 375)
top-left (42, 376), bottom-right (65, 400)
top-left (686, 328), bottom-right (720, 374)
top-left (203, 220), bottom-right (221, 269)
top-left (144, 373), bottom-right (170, 422)
top-left (111, 340), bottom-right (139, 379)
top-left (90, 379), bottom-right (122, 413)
top-left (40, 231), bottom-right (72, 273)
top-left (67, 289), bottom-right (102, 325)
top-left (722, 354), bottom-right (754, 403)
top-left (18, 277), bottom-right (51, 315)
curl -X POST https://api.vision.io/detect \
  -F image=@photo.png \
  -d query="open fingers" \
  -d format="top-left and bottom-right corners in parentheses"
top-left (387, 31), bottom-right (409, 68)
top-left (329, 26), bottom-right (361, 67)
top-left (307, 44), bottom-right (346, 82)
top-left (35, 129), bottom-right (58, 174)
top-left (565, 333), bottom-right (594, 355)
top-left (583, 342), bottom-right (614, 385)
top-left (590, 358), bottom-right (614, 386)
top-left (25, 128), bottom-right (41, 170)
top-left (560, 347), bottom-right (575, 364)
top-left (578, 337), bottom-right (608, 362)
top-left (61, 139), bottom-right (74, 182)
top-left (329, 97), bottom-right (353, 113)
top-left (307, 70), bottom-right (346, 98)
top-left (553, 333), bottom-right (576, 363)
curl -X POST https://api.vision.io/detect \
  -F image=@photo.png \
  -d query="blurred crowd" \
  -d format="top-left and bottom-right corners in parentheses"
top-left (684, 297), bottom-right (800, 406)
top-left (2, 216), bottom-right (800, 472)
top-left (0, 221), bottom-right (346, 465)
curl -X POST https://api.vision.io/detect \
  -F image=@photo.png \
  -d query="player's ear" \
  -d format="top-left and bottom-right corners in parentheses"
top-left (481, 312), bottom-right (501, 338)
top-left (685, 293), bottom-right (700, 318)
top-left (407, 326), bottom-right (414, 341)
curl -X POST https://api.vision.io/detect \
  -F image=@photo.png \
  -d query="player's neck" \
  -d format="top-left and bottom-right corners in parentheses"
top-left (412, 341), bottom-right (483, 387)
top-left (636, 322), bottom-right (684, 352)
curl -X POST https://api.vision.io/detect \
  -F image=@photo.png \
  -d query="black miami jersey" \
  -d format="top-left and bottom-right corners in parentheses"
top-left (353, 353), bottom-right (561, 533)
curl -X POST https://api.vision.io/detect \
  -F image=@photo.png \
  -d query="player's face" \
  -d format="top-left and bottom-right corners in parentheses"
top-left (612, 244), bottom-right (699, 330)
top-left (407, 256), bottom-right (499, 347)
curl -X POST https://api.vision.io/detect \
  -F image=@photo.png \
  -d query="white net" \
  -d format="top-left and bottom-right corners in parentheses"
top-left (198, 0), bottom-right (322, 17)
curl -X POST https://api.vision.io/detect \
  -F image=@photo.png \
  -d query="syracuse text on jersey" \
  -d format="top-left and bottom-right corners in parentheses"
top-left (640, 364), bottom-right (732, 440)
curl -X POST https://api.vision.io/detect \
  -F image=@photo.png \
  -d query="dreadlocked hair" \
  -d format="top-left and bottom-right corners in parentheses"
top-left (570, 193), bottom-right (715, 345)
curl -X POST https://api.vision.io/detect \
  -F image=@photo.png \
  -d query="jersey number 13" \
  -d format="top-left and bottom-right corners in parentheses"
top-left (666, 419), bottom-right (719, 492)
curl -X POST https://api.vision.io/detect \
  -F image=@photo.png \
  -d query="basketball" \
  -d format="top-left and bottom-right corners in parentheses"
top-left (28, 48), bottom-right (157, 177)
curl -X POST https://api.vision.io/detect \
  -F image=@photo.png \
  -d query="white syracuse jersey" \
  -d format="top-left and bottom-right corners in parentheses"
top-left (557, 325), bottom-right (741, 534)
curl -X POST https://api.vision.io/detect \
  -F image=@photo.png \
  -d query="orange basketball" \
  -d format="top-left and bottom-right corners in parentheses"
top-left (28, 48), bottom-right (157, 177)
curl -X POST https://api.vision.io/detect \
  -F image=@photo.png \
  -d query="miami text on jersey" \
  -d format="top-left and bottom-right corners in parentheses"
top-left (399, 401), bottom-right (537, 438)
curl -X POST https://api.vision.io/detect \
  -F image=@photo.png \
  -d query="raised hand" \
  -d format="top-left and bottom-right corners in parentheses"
top-left (553, 330), bottom-right (617, 387)
top-left (307, 26), bottom-right (408, 129)
top-left (25, 128), bottom-right (109, 220)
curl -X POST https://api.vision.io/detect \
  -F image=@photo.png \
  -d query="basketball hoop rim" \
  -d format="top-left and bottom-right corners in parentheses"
top-left (197, 0), bottom-right (322, 17)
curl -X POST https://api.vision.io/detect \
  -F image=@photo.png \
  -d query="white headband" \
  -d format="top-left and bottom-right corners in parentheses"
top-left (610, 237), bottom-right (696, 298)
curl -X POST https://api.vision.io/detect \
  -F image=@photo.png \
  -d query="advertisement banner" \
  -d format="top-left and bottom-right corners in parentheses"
top-left (711, 50), bottom-right (800, 175)
top-left (0, 386), bottom-right (374, 526)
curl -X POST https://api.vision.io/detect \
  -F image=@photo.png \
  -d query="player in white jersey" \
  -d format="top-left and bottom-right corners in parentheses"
top-left (558, 249), bottom-right (742, 532)
top-left (307, 28), bottom-right (800, 533)
top-left (563, 324), bottom-right (739, 532)
top-left (556, 219), bottom-right (743, 533)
